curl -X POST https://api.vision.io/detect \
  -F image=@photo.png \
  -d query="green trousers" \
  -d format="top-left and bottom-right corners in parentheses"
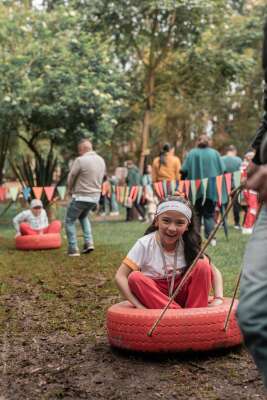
top-left (237, 205), bottom-right (267, 387)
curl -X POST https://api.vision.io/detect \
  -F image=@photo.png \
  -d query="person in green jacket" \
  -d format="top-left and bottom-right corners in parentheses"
top-left (125, 160), bottom-right (146, 222)
top-left (181, 135), bottom-right (226, 245)
top-left (221, 145), bottom-right (242, 229)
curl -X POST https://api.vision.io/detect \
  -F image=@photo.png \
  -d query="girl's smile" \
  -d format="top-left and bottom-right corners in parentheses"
top-left (156, 210), bottom-right (189, 251)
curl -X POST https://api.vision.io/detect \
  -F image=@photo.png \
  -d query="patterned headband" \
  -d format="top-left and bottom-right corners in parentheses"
top-left (156, 200), bottom-right (192, 221)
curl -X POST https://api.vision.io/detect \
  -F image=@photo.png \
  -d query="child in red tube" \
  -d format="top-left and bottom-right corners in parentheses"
top-left (13, 199), bottom-right (61, 237)
top-left (115, 196), bottom-right (223, 309)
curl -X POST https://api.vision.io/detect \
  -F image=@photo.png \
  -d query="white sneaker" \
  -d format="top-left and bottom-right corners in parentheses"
top-left (210, 239), bottom-right (217, 247)
top-left (110, 211), bottom-right (119, 216)
top-left (242, 227), bottom-right (253, 235)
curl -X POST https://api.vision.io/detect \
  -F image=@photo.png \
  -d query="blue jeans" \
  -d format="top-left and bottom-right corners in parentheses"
top-left (237, 206), bottom-right (267, 387)
top-left (65, 200), bottom-right (95, 250)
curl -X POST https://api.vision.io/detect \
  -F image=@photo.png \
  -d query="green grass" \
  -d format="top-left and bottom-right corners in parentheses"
top-left (0, 213), bottom-right (250, 341)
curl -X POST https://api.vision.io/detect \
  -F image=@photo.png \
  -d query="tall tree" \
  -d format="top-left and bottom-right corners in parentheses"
top-left (76, 0), bottom-right (227, 169)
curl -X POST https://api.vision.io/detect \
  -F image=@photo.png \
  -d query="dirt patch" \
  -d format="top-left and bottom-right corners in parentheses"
top-left (1, 332), bottom-right (265, 400)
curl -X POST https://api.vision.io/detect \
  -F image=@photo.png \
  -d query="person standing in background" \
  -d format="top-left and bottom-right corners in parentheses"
top-left (152, 143), bottom-right (181, 183)
top-left (181, 135), bottom-right (226, 246)
top-left (65, 139), bottom-right (105, 256)
top-left (221, 145), bottom-right (242, 229)
top-left (125, 160), bottom-right (146, 222)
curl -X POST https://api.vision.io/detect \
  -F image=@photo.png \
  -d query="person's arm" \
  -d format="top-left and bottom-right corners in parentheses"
top-left (13, 210), bottom-right (27, 235)
top-left (209, 264), bottom-right (224, 307)
top-left (67, 158), bottom-right (81, 194)
top-left (115, 263), bottom-right (146, 309)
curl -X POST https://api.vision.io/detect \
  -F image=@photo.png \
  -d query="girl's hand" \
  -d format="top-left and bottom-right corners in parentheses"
top-left (15, 233), bottom-right (21, 238)
top-left (208, 297), bottom-right (224, 307)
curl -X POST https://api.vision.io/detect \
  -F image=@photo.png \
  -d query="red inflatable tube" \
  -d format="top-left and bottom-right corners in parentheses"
top-left (107, 299), bottom-right (243, 352)
top-left (15, 233), bottom-right (62, 250)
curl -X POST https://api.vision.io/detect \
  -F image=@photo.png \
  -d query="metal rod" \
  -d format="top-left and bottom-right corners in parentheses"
top-left (147, 187), bottom-right (242, 337)
top-left (223, 271), bottom-right (241, 331)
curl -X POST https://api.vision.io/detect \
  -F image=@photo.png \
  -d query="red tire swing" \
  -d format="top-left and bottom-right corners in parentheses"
top-left (15, 233), bottom-right (62, 250)
top-left (107, 299), bottom-right (242, 352)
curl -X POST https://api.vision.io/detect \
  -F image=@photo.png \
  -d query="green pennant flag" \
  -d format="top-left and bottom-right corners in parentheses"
top-left (9, 186), bottom-right (19, 201)
top-left (190, 180), bottom-right (197, 205)
top-left (57, 186), bottom-right (66, 200)
top-left (201, 178), bottom-right (209, 205)
top-left (233, 171), bottom-right (241, 189)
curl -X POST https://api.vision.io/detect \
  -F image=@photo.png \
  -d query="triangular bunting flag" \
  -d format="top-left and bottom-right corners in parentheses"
top-left (195, 179), bottom-right (201, 191)
top-left (22, 187), bottom-right (31, 201)
top-left (170, 180), bottom-right (176, 195)
top-left (32, 187), bottom-right (43, 200)
top-left (158, 181), bottom-right (165, 198)
top-left (184, 180), bottom-right (190, 198)
top-left (132, 186), bottom-right (139, 202)
top-left (201, 178), bottom-right (209, 205)
top-left (57, 186), bottom-right (66, 200)
top-left (162, 180), bottom-right (168, 197)
top-left (0, 187), bottom-right (6, 201)
top-left (190, 180), bottom-right (197, 205)
top-left (136, 187), bottom-right (143, 204)
top-left (209, 177), bottom-right (216, 200)
top-left (178, 180), bottom-right (184, 195)
top-left (154, 182), bottom-right (161, 198)
top-left (216, 175), bottom-right (223, 206)
top-left (233, 171), bottom-right (241, 189)
top-left (224, 173), bottom-right (232, 195)
top-left (9, 186), bottom-right (19, 201)
top-left (44, 186), bottom-right (55, 202)
top-left (124, 187), bottom-right (129, 203)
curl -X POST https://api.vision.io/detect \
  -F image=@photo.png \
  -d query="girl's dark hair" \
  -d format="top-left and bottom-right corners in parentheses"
top-left (144, 196), bottom-right (202, 270)
top-left (159, 143), bottom-right (173, 168)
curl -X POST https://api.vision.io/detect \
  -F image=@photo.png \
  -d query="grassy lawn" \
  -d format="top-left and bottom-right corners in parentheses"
top-left (0, 205), bottom-right (265, 399)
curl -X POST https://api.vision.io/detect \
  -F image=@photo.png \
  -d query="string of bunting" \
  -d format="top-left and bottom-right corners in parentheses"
top-left (0, 171), bottom-right (242, 206)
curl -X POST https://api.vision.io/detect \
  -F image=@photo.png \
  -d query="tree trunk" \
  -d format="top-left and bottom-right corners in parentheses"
top-left (0, 133), bottom-right (10, 185)
top-left (139, 70), bottom-right (155, 172)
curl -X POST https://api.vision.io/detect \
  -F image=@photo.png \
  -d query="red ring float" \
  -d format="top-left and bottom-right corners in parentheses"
top-left (107, 299), bottom-right (242, 352)
top-left (15, 233), bottom-right (62, 250)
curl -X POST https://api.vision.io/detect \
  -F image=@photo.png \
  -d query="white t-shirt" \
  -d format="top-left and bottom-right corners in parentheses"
top-left (123, 232), bottom-right (187, 279)
top-left (13, 209), bottom-right (48, 233)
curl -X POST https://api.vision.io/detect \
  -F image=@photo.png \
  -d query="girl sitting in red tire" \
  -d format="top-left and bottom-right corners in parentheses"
top-left (115, 196), bottom-right (223, 309)
top-left (13, 199), bottom-right (61, 237)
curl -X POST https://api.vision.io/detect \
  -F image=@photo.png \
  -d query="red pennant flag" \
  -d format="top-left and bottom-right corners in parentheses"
top-left (0, 187), bottom-right (6, 201)
top-left (195, 179), bottom-right (201, 191)
top-left (216, 175), bottom-right (223, 206)
top-left (224, 173), bottom-right (232, 195)
top-left (158, 181), bottom-right (165, 198)
top-left (32, 187), bottom-right (43, 200)
top-left (44, 186), bottom-right (55, 202)
top-left (184, 180), bottom-right (190, 198)
top-left (154, 182), bottom-right (161, 198)
top-left (132, 186), bottom-right (139, 202)
top-left (129, 186), bottom-right (136, 200)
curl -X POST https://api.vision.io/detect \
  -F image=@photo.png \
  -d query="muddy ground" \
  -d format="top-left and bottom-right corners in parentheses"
top-left (0, 224), bottom-right (266, 400)
top-left (1, 278), bottom-right (266, 400)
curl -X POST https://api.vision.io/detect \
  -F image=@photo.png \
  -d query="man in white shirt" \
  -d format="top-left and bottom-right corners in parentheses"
top-left (65, 139), bottom-right (106, 256)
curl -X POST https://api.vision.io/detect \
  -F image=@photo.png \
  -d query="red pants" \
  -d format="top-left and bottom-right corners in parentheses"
top-left (128, 259), bottom-right (212, 309)
top-left (19, 220), bottom-right (61, 235)
top-left (243, 190), bottom-right (259, 228)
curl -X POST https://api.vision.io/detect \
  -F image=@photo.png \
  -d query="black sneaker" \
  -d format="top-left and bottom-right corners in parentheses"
top-left (81, 243), bottom-right (95, 254)
top-left (68, 248), bottom-right (80, 257)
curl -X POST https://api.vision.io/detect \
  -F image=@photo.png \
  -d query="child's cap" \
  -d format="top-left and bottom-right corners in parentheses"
top-left (30, 199), bottom-right (43, 208)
